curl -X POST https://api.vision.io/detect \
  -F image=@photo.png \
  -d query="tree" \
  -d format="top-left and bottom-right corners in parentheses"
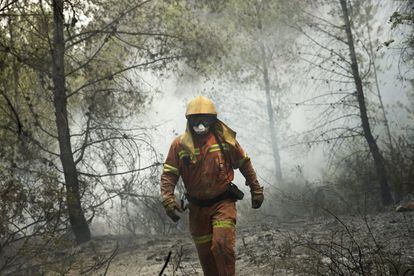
top-left (202, 0), bottom-right (303, 185)
top-left (1, 0), bottom-right (226, 261)
top-left (288, 0), bottom-right (394, 206)
top-left (339, 0), bottom-right (393, 206)
top-left (362, 3), bottom-right (394, 156)
top-left (51, 0), bottom-right (90, 244)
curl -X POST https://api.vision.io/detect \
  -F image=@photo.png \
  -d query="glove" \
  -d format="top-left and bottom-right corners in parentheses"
top-left (162, 197), bottom-right (183, 222)
top-left (251, 187), bottom-right (264, 209)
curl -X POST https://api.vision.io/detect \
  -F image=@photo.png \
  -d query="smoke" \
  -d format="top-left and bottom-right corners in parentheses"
top-left (92, 0), bottom-right (413, 234)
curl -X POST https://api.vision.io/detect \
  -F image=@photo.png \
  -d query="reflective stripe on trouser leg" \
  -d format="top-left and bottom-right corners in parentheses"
top-left (193, 233), bottom-right (212, 245)
top-left (193, 234), bottom-right (219, 276)
top-left (212, 220), bottom-right (236, 276)
top-left (212, 219), bottom-right (235, 229)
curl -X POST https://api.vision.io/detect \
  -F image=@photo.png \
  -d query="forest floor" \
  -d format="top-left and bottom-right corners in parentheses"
top-left (7, 210), bottom-right (414, 275)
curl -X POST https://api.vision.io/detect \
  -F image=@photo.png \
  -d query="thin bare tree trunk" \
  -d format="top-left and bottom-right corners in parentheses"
top-left (340, 0), bottom-right (393, 206)
top-left (52, 0), bottom-right (91, 243)
top-left (366, 20), bottom-right (402, 200)
top-left (260, 43), bottom-right (283, 184)
top-left (365, 17), bottom-right (394, 152)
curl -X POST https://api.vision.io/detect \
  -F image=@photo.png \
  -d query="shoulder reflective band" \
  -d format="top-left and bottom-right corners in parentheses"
top-left (193, 233), bottom-right (212, 245)
top-left (208, 143), bottom-right (230, 153)
top-left (212, 219), bottom-right (235, 229)
top-left (235, 153), bottom-right (250, 168)
top-left (163, 163), bottom-right (179, 176)
top-left (178, 148), bottom-right (200, 159)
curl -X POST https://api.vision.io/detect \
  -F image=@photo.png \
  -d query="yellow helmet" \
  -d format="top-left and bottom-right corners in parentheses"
top-left (185, 96), bottom-right (217, 118)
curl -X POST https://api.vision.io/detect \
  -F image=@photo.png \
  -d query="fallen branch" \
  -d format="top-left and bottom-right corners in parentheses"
top-left (159, 251), bottom-right (172, 276)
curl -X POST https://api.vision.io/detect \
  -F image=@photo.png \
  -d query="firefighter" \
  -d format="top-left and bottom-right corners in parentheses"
top-left (161, 96), bottom-right (264, 276)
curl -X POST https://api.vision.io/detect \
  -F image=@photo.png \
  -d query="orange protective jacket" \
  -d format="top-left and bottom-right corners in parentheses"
top-left (161, 121), bottom-right (260, 202)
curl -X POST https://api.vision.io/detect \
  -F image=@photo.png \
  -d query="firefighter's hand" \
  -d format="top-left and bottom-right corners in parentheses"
top-left (251, 187), bottom-right (264, 209)
top-left (163, 198), bottom-right (183, 222)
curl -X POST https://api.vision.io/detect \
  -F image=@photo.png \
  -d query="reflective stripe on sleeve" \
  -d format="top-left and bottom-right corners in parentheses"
top-left (163, 163), bottom-right (179, 176)
top-left (193, 233), bottom-right (212, 245)
top-left (212, 219), bottom-right (235, 229)
top-left (235, 153), bottom-right (250, 168)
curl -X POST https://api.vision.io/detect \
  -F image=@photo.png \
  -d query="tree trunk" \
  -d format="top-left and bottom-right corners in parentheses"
top-left (339, 0), bottom-right (393, 206)
top-left (365, 17), bottom-right (402, 200)
top-left (51, 0), bottom-right (91, 243)
top-left (364, 11), bottom-right (394, 153)
top-left (259, 43), bottom-right (283, 184)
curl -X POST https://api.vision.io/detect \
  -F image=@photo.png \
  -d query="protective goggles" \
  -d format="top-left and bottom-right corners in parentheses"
top-left (187, 114), bottom-right (217, 128)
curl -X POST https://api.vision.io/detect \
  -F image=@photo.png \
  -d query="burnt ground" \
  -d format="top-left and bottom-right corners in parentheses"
top-left (5, 210), bottom-right (414, 275)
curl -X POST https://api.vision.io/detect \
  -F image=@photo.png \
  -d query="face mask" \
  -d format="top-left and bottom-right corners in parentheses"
top-left (193, 123), bottom-right (209, 135)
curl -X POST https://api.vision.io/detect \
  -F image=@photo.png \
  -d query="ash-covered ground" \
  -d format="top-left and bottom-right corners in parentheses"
top-left (41, 210), bottom-right (413, 276)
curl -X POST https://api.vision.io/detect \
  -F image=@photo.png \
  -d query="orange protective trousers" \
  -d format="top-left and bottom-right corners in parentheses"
top-left (189, 199), bottom-right (237, 276)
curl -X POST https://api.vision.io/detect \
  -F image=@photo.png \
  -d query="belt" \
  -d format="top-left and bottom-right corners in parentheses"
top-left (185, 183), bottom-right (244, 207)
top-left (185, 191), bottom-right (233, 208)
